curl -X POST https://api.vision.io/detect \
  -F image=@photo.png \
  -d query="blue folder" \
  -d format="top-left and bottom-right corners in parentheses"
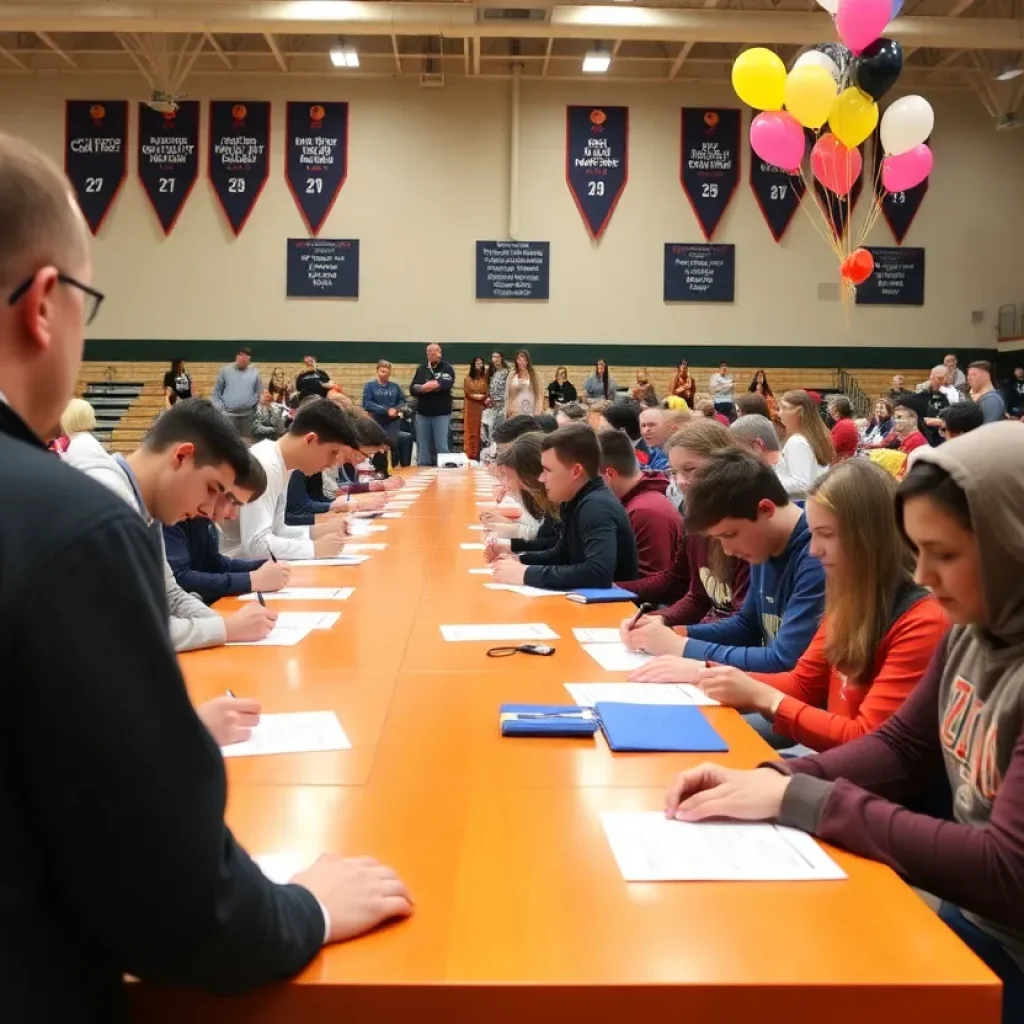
top-left (566, 586), bottom-right (637, 604)
top-left (595, 702), bottom-right (728, 752)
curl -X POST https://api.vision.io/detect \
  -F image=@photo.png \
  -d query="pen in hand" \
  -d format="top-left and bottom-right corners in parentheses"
top-left (628, 602), bottom-right (656, 631)
top-left (268, 550), bottom-right (278, 563)
top-left (257, 592), bottom-right (266, 607)
top-left (225, 689), bottom-right (236, 699)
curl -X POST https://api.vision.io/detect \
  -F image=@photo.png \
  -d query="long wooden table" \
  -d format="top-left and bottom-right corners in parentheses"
top-left (130, 469), bottom-right (1001, 1022)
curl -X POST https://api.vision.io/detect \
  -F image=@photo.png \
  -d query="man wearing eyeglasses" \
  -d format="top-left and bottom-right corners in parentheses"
top-left (0, 134), bottom-right (412, 1017)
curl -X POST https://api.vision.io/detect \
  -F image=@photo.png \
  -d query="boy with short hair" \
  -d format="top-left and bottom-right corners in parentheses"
top-left (492, 423), bottom-right (638, 591)
top-left (219, 397), bottom-right (358, 561)
top-left (625, 448), bottom-right (825, 675)
top-left (893, 402), bottom-right (929, 454)
top-left (598, 429), bottom-right (680, 576)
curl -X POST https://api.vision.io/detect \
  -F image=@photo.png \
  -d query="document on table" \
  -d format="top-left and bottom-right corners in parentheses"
top-left (342, 543), bottom-right (386, 551)
top-left (467, 524), bottom-right (485, 531)
top-left (599, 812), bottom-right (846, 882)
top-left (565, 682), bottom-right (719, 707)
top-left (289, 555), bottom-right (369, 566)
top-left (440, 623), bottom-right (559, 642)
top-left (485, 583), bottom-right (567, 598)
top-left (581, 643), bottom-right (652, 672)
top-left (274, 612), bottom-right (340, 630)
top-left (573, 627), bottom-right (623, 645)
top-left (381, 512), bottom-right (404, 519)
top-left (347, 523), bottom-right (388, 535)
top-left (253, 852), bottom-right (307, 885)
top-left (239, 588), bottom-right (354, 602)
top-left (468, 567), bottom-right (493, 575)
top-left (222, 711), bottom-right (352, 758)
top-left (460, 543), bottom-right (486, 550)
top-left (227, 627), bottom-right (311, 647)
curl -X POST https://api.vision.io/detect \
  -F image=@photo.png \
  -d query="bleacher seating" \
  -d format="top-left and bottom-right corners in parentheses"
top-left (74, 361), bottom-right (932, 453)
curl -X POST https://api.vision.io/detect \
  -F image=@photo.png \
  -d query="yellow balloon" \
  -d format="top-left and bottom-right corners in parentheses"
top-left (731, 47), bottom-right (786, 112)
top-left (828, 87), bottom-right (879, 149)
top-left (784, 64), bottom-right (838, 130)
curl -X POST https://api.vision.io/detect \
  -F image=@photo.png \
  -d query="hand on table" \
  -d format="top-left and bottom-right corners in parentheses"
top-left (628, 654), bottom-right (704, 684)
top-left (664, 764), bottom-right (790, 823)
top-left (695, 665), bottom-right (781, 713)
top-left (618, 612), bottom-right (664, 646)
top-left (224, 603), bottom-right (277, 643)
top-left (622, 617), bottom-right (687, 657)
top-left (291, 854), bottom-right (414, 944)
top-left (491, 558), bottom-right (527, 585)
top-left (353, 492), bottom-right (388, 512)
top-left (484, 537), bottom-right (511, 563)
top-left (198, 695), bottom-right (262, 746)
top-left (382, 475), bottom-right (404, 489)
top-left (313, 531), bottom-right (347, 557)
top-left (251, 560), bottom-right (291, 592)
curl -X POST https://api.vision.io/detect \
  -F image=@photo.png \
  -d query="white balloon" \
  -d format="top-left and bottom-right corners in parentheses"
top-left (881, 95), bottom-right (935, 156)
top-left (815, 0), bottom-right (840, 12)
top-left (794, 49), bottom-right (841, 83)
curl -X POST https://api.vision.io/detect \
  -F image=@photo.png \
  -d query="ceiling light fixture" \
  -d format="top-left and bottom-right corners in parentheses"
top-left (330, 40), bottom-right (359, 68)
top-left (994, 61), bottom-right (1023, 81)
top-left (582, 46), bottom-right (611, 74)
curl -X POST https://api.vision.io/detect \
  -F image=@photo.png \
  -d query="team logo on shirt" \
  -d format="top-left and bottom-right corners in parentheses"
top-left (941, 674), bottom-right (1001, 802)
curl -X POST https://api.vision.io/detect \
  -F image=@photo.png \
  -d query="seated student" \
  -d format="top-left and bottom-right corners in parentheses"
top-left (219, 398), bottom-right (356, 561)
top-left (68, 399), bottom-right (278, 650)
top-left (697, 398), bottom-right (730, 428)
top-left (585, 399), bottom-right (611, 432)
top-left (625, 448), bottom-right (826, 675)
top-left (485, 432), bottom-right (562, 557)
top-left (491, 423), bottom-right (638, 590)
top-left (691, 459), bottom-right (946, 752)
top-left (828, 395), bottom-right (859, 462)
top-left (861, 398), bottom-right (899, 449)
top-left (56, 396), bottom-right (107, 463)
top-left (662, 423), bottom-right (1024, 1022)
top-left (730, 414), bottom-right (781, 467)
top-left (638, 406), bottom-right (676, 473)
top-left (776, 390), bottom-right (834, 497)
top-left (618, 420), bottom-right (749, 629)
top-left (893, 401), bottom-right (928, 455)
top-left (938, 399), bottom-right (984, 440)
top-left (164, 459), bottom-right (292, 606)
top-left (555, 401), bottom-right (586, 427)
top-left (598, 429), bottom-right (681, 577)
top-left (599, 401), bottom-right (653, 465)
top-left (253, 388), bottom-right (287, 441)
top-left (735, 391), bottom-right (771, 420)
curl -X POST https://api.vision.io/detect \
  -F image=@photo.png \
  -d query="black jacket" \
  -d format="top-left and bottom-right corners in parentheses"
top-left (410, 360), bottom-right (455, 417)
top-left (511, 516), bottom-right (561, 554)
top-left (520, 477), bottom-right (638, 590)
top-left (0, 401), bottom-right (324, 1020)
top-left (547, 380), bottom-right (577, 408)
top-left (294, 367), bottom-right (331, 398)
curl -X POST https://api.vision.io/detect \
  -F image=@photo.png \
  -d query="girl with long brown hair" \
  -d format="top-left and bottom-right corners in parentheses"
top-left (777, 389), bottom-right (835, 497)
top-left (691, 458), bottom-right (947, 751)
top-left (669, 359), bottom-right (697, 407)
top-left (462, 356), bottom-right (488, 459)
top-left (505, 349), bottom-right (542, 418)
top-left (617, 418), bottom-right (749, 630)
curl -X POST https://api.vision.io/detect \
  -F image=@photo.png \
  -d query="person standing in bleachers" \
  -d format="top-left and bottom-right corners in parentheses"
top-left (212, 346), bottom-right (262, 439)
top-left (708, 361), bottom-right (736, 423)
top-left (362, 359), bottom-right (407, 465)
top-left (294, 354), bottom-right (332, 400)
top-left (462, 356), bottom-right (488, 460)
top-left (163, 357), bottom-right (192, 409)
top-left (410, 342), bottom-right (455, 466)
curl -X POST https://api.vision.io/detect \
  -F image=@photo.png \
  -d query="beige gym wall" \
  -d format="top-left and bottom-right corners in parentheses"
top-left (0, 73), bottom-right (1020, 349)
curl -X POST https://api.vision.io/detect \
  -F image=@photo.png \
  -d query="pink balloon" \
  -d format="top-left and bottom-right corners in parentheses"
top-left (811, 134), bottom-right (863, 196)
top-left (749, 111), bottom-right (805, 173)
top-left (836, 0), bottom-right (892, 55)
top-left (882, 144), bottom-right (933, 192)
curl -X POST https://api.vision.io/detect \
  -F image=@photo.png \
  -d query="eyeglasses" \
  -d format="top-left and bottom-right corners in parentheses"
top-left (7, 272), bottom-right (105, 326)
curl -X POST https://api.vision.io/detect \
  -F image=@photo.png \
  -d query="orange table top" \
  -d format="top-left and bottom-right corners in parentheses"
top-left (131, 469), bottom-right (1001, 1023)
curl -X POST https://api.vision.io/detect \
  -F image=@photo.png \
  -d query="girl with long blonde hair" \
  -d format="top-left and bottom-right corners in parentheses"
top-left (777, 389), bottom-right (836, 497)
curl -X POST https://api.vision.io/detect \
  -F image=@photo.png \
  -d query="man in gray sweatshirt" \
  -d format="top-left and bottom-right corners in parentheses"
top-left (213, 346), bottom-right (262, 437)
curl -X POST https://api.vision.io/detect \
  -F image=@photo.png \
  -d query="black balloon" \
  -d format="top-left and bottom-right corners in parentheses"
top-left (815, 41), bottom-right (853, 83)
top-left (853, 38), bottom-right (903, 101)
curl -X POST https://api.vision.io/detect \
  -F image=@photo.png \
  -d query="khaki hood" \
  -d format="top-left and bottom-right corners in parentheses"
top-left (911, 421), bottom-right (1024, 645)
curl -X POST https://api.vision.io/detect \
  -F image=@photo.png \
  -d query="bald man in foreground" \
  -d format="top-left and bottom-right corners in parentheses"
top-left (0, 133), bottom-right (411, 1018)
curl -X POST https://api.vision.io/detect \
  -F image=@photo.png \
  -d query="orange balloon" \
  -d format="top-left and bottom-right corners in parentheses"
top-left (841, 248), bottom-right (874, 286)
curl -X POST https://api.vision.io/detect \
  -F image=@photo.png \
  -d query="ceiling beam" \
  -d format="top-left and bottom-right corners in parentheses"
top-left (393, 33), bottom-right (403, 74)
top-left (542, 36), bottom-right (554, 76)
top-left (905, 0), bottom-right (983, 64)
top-left (668, 42), bottom-right (696, 79)
top-left (203, 31), bottom-right (231, 69)
top-left (115, 31), bottom-right (155, 87)
top-left (0, 42), bottom-right (26, 69)
top-left (473, 36), bottom-right (481, 76)
top-left (36, 30), bottom-right (76, 68)
top-left (263, 32), bottom-right (287, 71)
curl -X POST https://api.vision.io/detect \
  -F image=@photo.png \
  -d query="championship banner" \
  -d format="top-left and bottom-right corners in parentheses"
top-left (285, 101), bottom-right (349, 236)
top-left (65, 100), bottom-right (128, 235)
top-left (680, 108), bottom-right (740, 241)
top-left (874, 143), bottom-right (927, 244)
top-left (566, 105), bottom-right (628, 240)
top-left (209, 101), bottom-right (271, 235)
top-left (749, 152), bottom-right (805, 243)
top-left (138, 101), bottom-right (199, 235)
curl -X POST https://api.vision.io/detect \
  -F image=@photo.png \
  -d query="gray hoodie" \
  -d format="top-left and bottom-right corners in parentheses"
top-left (63, 444), bottom-right (227, 652)
top-left (212, 363), bottom-right (262, 413)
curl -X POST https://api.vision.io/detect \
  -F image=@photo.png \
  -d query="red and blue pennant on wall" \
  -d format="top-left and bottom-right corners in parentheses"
top-left (680, 108), bottom-right (740, 241)
top-left (65, 100), bottom-right (128, 235)
top-left (285, 101), bottom-right (349, 236)
top-left (208, 100), bottom-right (270, 235)
top-left (137, 101), bottom-right (199, 235)
top-left (565, 105), bottom-right (628, 241)
top-left (873, 135), bottom-right (927, 244)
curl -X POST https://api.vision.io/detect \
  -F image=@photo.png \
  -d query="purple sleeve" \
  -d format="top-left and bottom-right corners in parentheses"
top-left (775, 644), bottom-right (1024, 932)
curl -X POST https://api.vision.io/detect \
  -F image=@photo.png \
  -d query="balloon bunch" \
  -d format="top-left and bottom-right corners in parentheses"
top-left (732, 0), bottom-right (935, 295)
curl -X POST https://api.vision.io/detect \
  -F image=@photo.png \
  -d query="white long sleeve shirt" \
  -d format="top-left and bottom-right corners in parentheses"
top-left (708, 373), bottom-right (734, 403)
top-left (219, 439), bottom-right (315, 560)
top-left (775, 434), bottom-right (828, 498)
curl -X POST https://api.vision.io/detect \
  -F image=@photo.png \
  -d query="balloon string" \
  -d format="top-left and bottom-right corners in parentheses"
top-left (799, 167), bottom-right (843, 262)
top-left (854, 143), bottom-right (888, 250)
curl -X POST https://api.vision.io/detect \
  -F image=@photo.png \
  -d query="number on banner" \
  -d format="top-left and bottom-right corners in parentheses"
top-left (158, 177), bottom-right (175, 193)
top-left (770, 184), bottom-right (788, 201)
top-left (587, 180), bottom-right (605, 197)
top-left (85, 177), bottom-right (104, 193)
top-left (228, 177), bottom-right (246, 193)
top-left (305, 177), bottom-right (323, 194)
top-left (702, 183), bottom-right (719, 199)
top-left (890, 191), bottom-right (906, 204)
